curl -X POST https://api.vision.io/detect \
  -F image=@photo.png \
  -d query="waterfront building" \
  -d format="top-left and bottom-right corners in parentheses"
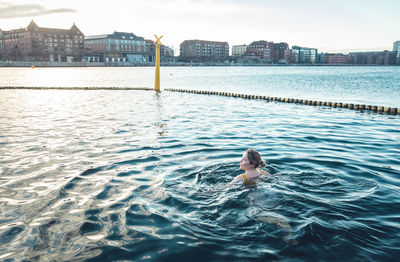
top-left (316, 53), bottom-right (324, 63)
top-left (180, 39), bottom-right (229, 62)
top-left (0, 29), bottom-right (4, 60)
top-left (242, 41), bottom-right (290, 63)
top-left (393, 41), bottom-right (400, 52)
top-left (291, 46), bottom-right (317, 64)
top-left (291, 48), bottom-right (299, 63)
top-left (322, 53), bottom-right (350, 64)
top-left (243, 40), bottom-right (274, 61)
top-left (273, 42), bottom-right (291, 63)
top-left (161, 45), bottom-right (174, 57)
top-left (232, 44), bottom-right (248, 57)
top-left (160, 45), bottom-right (175, 62)
top-left (2, 20), bottom-right (84, 62)
top-left (348, 51), bottom-right (397, 65)
top-left (145, 40), bottom-right (155, 62)
top-left (144, 39), bottom-right (175, 63)
top-left (394, 41), bottom-right (400, 64)
top-left (84, 32), bottom-right (146, 63)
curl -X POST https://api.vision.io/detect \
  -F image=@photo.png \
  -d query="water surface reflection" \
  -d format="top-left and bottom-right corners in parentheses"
top-left (0, 88), bottom-right (399, 261)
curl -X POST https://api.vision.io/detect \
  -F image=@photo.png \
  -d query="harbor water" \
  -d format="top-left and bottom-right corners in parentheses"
top-left (0, 66), bottom-right (399, 261)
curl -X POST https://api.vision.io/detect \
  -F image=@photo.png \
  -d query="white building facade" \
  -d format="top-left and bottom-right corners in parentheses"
top-left (232, 44), bottom-right (248, 57)
top-left (291, 46), bottom-right (317, 63)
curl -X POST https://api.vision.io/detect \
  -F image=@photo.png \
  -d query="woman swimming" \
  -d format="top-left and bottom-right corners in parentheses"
top-left (229, 149), bottom-right (271, 186)
top-left (229, 149), bottom-right (299, 244)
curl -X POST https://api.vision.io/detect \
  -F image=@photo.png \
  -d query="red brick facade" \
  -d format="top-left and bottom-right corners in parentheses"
top-left (323, 53), bottom-right (350, 64)
top-left (2, 20), bottom-right (84, 62)
top-left (349, 51), bottom-right (397, 65)
top-left (180, 40), bottom-right (229, 62)
top-left (243, 41), bottom-right (290, 63)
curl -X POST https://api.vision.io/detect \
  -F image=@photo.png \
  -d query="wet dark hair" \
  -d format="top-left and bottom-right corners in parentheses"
top-left (246, 149), bottom-right (266, 168)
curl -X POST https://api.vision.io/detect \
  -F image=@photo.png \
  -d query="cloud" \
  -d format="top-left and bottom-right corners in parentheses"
top-left (0, 1), bottom-right (76, 19)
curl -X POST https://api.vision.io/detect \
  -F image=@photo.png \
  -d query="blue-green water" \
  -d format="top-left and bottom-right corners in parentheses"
top-left (0, 67), bottom-right (399, 261)
top-left (2, 66), bottom-right (400, 106)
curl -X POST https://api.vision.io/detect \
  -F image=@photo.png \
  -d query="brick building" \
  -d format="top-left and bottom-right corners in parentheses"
top-left (161, 45), bottom-right (174, 58)
top-left (160, 45), bottom-right (174, 62)
top-left (84, 32), bottom-right (146, 62)
top-left (180, 40), bottom-right (229, 62)
top-left (349, 51), bottom-right (397, 65)
top-left (243, 41), bottom-right (274, 61)
top-left (0, 29), bottom-right (4, 60)
top-left (322, 53), bottom-right (350, 64)
top-left (2, 20), bottom-right (84, 62)
top-left (144, 39), bottom-right (174, 63)
top-left (242, 41), bottom-right (290, 63)
top-left (273, 42), bottom-right (291, 63)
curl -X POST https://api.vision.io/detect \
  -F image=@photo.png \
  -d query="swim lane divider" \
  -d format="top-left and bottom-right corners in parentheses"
top-left (164, 88), bottom-right (400, 116)
top-left (2, 86), bottom-right (398, 115)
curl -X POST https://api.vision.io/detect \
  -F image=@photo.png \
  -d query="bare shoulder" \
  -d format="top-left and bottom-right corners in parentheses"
top-left (257, 168), bottom-right (271, 176)
top-left (228, 174), bottom-right (245, 187)
top-left (235, 174), bottom-right (245, 181)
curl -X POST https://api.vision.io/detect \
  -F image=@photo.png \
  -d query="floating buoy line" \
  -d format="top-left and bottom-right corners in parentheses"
top-left (1, 86), bottom-right (398, 115)
top-left (164, 88), bottom-right (400, 115)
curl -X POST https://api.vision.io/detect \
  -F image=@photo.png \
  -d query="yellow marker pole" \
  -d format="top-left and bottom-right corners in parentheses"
top-left (154, 45), bottom-right (160, 91)
top-left (154, 35), bottom-right (163, 92)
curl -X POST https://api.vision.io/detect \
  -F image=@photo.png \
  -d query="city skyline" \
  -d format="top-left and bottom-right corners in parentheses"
top-left (1, 0), bottom-right (399, 54)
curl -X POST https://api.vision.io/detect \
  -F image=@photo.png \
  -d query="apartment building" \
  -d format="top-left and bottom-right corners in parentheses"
top-left (349, 51), bottom-right (397, 65)
top-left (243, 41), bottom-right (274, 61)
top-left (85, 32), bottom-right (146, 62)
top-left (394, 41), bottom-right (400, 64)
top-left (2, 20), bottom-right (84, 62)
top-left (393, 41), bottom-right (400, 52)
top-left (232, 44), bottom-right (248, 57)
top-left (180, 40), bottom-right (229, 62)
top-left (273, 42), bottom-right (291, 63)
top-left (0, 29), bottom-right (4, 60)
top-left (319, 53), bottom-right (350, 64)
top-left (241, 41), bottom-right (290, 63)
top-left (143, 39), bottom-right (175, 63)
top-left (291, 46), bottom-right (317, 64)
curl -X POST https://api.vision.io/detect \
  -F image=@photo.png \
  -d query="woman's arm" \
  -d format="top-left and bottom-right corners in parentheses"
top-left (227, 175), bottom-right (244, 187)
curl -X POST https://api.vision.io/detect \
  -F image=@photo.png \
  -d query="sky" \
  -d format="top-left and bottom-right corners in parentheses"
top-left (0, 0), bottom-right (399, 55)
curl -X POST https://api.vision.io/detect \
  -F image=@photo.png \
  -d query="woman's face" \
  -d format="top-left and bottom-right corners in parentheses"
top-left (240, 152), bottom-right (254, 171)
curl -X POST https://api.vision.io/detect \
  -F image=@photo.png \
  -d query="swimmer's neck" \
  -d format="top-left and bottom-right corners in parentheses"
top-left (245, 168), bottom-right (260, 178)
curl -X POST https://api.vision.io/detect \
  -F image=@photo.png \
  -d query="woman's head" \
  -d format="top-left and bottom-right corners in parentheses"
top-left (240, 149), bottom-right (266, 170)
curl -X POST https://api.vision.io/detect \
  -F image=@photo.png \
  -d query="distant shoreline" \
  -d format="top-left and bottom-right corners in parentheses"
top-left (0, 61), bottom-right (399, 67)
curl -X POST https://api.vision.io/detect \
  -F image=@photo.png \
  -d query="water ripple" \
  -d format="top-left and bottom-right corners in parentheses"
top-left (1, 80), bottom-right (400, 260)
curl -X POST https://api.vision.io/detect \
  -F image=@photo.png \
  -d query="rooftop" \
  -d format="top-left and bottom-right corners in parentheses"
top-left (85, 31), bottom-right (144, 41)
